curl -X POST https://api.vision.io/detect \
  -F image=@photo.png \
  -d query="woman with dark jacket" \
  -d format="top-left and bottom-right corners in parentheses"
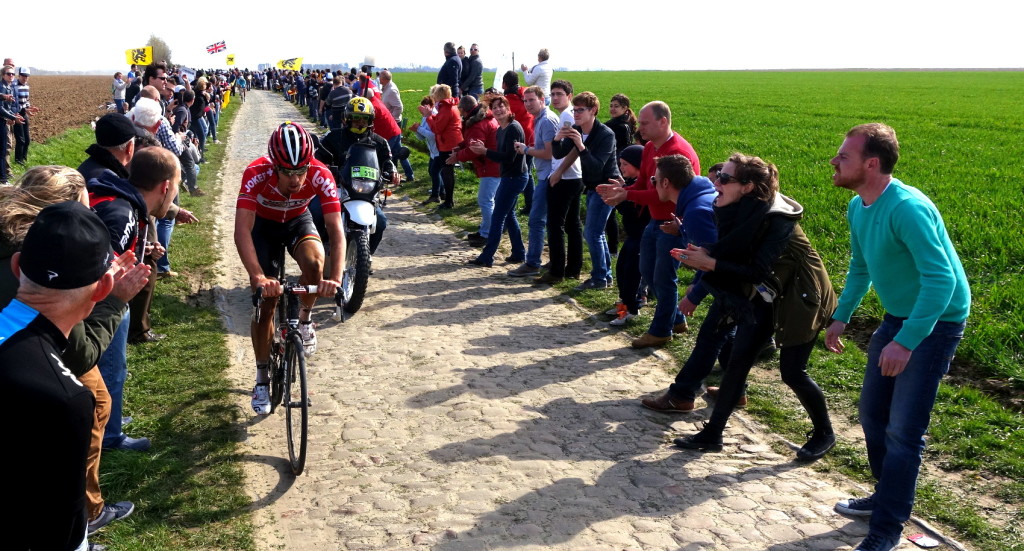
top-left (661, 153), bottom-right (837, 461)
top-left (467, 95), bottom-right (527, 267)
top-left (553, 91), bottom-right (620, 291)
top-left (602, 93), bottom-right (638, 253)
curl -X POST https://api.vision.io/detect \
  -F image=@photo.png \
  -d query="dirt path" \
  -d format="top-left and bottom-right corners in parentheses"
top-left (211, 91), bottom-right (920, 551)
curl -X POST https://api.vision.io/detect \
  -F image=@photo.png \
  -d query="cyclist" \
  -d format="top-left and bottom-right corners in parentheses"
top-left (235, 122), bottom-right (345, 415)
top-left (318, 96), bottom-right (400, 254)
top-left (234, 73), bottom-right (248, 103)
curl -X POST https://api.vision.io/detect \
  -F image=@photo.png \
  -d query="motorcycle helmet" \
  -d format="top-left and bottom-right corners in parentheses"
top-left (345, 96), bottom-right (375, 135)
top-left (267, 121), bottom-right (313, 169)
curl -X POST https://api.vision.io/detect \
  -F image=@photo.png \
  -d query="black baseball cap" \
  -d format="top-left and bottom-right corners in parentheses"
top-left (95, 113), bottom-right (137, 147)
top-left (20, 201), bottom-right (114, 290)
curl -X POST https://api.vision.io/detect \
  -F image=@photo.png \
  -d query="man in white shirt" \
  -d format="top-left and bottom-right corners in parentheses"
top-left (521, 48), bottom-right (552, 100)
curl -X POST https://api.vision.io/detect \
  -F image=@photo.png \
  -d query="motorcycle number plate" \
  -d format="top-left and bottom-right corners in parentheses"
top-left (351, 166), bottom-right (378, 180)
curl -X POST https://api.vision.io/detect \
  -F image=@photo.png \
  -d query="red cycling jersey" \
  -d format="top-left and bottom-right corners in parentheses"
top-left (237, 157), bottom-right (341, 222)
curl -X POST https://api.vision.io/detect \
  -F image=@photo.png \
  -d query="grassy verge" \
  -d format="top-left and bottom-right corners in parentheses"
top-left (395, 134), bottom-right (1023, 550)
top-left (17, 105), bottom-right (255, 550)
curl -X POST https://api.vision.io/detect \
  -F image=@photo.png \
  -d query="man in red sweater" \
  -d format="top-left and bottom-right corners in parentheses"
top-left (598, 101), bottom-right (705, 348)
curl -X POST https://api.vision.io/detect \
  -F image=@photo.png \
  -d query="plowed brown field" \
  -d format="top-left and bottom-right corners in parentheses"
top-left (25, 75), bottom-right (115, 142)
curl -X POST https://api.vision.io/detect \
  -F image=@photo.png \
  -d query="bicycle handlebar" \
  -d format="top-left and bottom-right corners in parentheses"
top-left (251, 284), bottom-right (346, 323)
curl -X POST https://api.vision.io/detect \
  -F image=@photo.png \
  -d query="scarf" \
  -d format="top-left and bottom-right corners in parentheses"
top-left (701, 195), bottom-right (771, 324)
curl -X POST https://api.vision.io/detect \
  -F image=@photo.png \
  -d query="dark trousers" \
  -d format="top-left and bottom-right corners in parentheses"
top-left (678, 299), bottom-right (831, 435)
top-left (546, 178), bottom-right (583, 277)
top-left (438, 151), bottom-right (455, 207)
top-left (128, 255), bottom-right (158, 341)
top-left (0, 121), bottom-right (10, 181)
top-left (13, 113), bottom-right (29, 163)
top-left (615, 235), bottom-right (643, 313)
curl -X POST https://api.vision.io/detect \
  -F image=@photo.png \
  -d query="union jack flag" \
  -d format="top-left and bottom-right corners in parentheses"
top-left (206, 41), bottom-right (226, 54)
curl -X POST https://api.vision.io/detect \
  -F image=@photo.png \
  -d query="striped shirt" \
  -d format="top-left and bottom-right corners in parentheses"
top-left (14, 82), bottom-right (30, 110)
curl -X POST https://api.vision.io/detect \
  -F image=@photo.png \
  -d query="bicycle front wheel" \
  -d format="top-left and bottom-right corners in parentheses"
top-left (283, 332), bottom-right (308, 475)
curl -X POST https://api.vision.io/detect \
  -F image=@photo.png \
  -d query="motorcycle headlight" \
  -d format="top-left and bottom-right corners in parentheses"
top-left (352, 179), bottom-right (375, 194)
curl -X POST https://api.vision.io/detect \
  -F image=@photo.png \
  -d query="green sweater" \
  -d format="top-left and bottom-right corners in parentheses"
top-left (833, 179), bottom-right (970, 350)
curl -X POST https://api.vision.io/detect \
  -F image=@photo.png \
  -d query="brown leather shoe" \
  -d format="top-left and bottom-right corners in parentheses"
top-left (631, 333), bottom-right (671, 349)
top-left (641, 392), bottom-right (694, 413)
top-left (673, 321), bottom-right (689, 334)
top-left (706, 386), bottom-right (747, 408)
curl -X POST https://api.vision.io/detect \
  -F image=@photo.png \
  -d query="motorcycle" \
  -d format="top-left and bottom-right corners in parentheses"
top-left (335, 141), bottom-right (387, 314)
top-left (308, 132), bottom-right (403, 316)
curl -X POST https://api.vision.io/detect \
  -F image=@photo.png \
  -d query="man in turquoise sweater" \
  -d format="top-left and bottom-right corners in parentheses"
top-left (824, 123), bottom-right (970, 551)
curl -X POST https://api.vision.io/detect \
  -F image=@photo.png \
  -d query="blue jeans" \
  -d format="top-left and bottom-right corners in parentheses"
top-left (114, 99), bottom-right (126, 114)
top-left (99, 310), bottom-right (131, 448)
top-left (584, 190), bottom-right (614, 283)
top-left (526, 178), bottom-right (549, 268)
top-left (387, 135), bottom-right (414, 180)
top-left (156, 217), bottom-right (175, 273)
top-left (477, 176), bottom-right (500, 238)
top-left (206, 111), bottom-right (218, 141)
top-left (478, 173), bottom-right (528, 264)
top-left (427, 156), bottom-right (443, 197)
top-left (640, 220), bottom-right (686, 337)
top-left (861, 314), bottom-right (965, 538)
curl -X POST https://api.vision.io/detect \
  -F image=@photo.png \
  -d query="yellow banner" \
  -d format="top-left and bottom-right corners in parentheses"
top-left (223, 89), bottom-right (231, 109)
top-left (226, 54), bottom-right (235, 66)
top-left (126, 47), bottom-right (152, 66)
top-left (276, 57), bottom-right (303, 71)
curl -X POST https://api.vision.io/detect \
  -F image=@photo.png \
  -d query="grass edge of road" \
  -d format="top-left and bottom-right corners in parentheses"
top-left (387, 131), bottom-right (1024, 551)
top-left (19, 102), bottom-right (257, 551)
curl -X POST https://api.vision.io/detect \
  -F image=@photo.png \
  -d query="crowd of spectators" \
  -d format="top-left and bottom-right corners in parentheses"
top-left (1, 58), bottom-right (223, 550)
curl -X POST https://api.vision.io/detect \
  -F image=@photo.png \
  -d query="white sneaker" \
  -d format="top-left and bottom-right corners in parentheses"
top-left (609, 303), bottom-right (636, 326)
top-left (251, 384), bottom-right (271, 415)
top-left (298, 321), bottom-right (317, 356)
top-left (605, 301), bottom-right (624, 315)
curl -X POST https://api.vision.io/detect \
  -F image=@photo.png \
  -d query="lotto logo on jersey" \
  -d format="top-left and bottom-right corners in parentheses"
top-left (312, 171), bottom-right (337, 198)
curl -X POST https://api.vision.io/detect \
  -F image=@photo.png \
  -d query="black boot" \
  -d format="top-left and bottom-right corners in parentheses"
top-left (796, 428), bottom-right (836, 461)
top-left (673, 424), bottom-right (724, 452)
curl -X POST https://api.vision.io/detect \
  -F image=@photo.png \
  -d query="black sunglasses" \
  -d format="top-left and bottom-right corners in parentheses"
top-left (717, 172), bottom-right (742, 185)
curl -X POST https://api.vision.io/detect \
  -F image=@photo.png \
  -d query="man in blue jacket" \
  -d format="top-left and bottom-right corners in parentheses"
top-left (437, 42), bottom-right (462, 99)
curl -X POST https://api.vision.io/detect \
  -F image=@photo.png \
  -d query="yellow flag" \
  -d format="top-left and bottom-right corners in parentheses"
top-left (126, 47), bottom-right (153, 66)
top-left (226, 54), bottom-right (235, 66)
top-left (276, 57), bottom-right (303, 71)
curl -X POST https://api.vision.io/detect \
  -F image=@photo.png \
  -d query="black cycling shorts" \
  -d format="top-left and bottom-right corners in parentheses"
top-left (251, 210), bottom-right (322, 279)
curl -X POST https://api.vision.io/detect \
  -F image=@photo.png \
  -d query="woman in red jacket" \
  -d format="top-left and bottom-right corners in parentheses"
top-left (453, 96), bottom-right (499, 246)
top-left (420, 84), bottom-right (463, 209)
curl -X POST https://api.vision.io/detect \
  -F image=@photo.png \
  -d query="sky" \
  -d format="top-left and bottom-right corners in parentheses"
top-left (7, 0), bottom-right (1021, 73)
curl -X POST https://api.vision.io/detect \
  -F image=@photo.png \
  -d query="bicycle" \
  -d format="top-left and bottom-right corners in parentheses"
top-left (252, 266), bottom-right (343, 476)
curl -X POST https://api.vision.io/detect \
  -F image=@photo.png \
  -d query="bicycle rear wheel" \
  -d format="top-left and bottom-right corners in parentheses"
top-left (283, 332), bottom-right (308, 475)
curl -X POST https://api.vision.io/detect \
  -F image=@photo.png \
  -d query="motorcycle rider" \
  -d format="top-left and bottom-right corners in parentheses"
top-left (235, 122), bottom-right (345, 415)
top-left (318, 96), bottom-right (399, 254)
